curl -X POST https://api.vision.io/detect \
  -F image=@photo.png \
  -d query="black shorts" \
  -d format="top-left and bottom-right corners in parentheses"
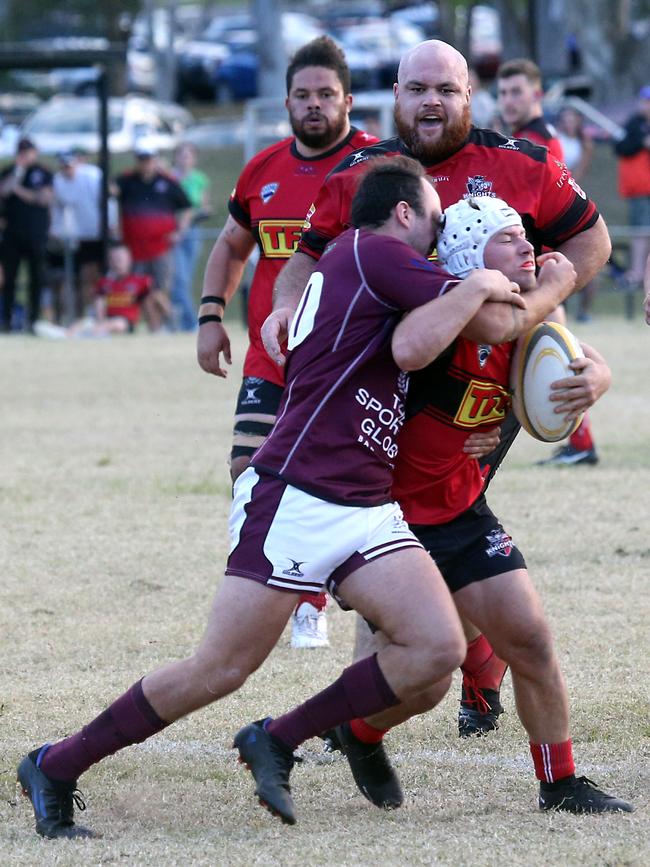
top-left (410, 495), bottom-right (526, 594)
top-left (230, 376), bottom-right (284, 462)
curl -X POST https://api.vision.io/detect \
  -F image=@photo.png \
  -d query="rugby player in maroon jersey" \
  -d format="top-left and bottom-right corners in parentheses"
top-left (263, 38), bottom-right (612, 740)
top-left (197, 37), bottom-right (378, 649)
top-left (17, 158), bottom-right (527, 837)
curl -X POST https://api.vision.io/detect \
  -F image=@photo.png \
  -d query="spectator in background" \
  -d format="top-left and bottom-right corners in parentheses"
top-left (114, 145), bottom-right (192, 330)
top-left (556, 107), bottom-right (596, 321)
top-left (48, 150), bottom-right (108, 320)
top-left (469, 66), bottom-right (497, 130)
top-left (34, 243), bottom-right (165, 339)
top-left (556, 106), bottom-right (593, 182)
top-left (614, 85), bottom-right (650, 287)
top-left (0, 137), bottom-right (53, 332)
top-left (497, 58), bottom-right (564, 159)
top-left (170, 142), bottom-right (211, 332)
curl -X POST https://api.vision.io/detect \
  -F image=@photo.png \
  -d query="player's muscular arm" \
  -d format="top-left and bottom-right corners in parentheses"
top-left (556, 216), bottom-right (611, 290)
top-left (392, 270), bottom-right (526, 371)
top-left (197, 216), bottom-right (256, 377)
top-left (261, 250), bottom-right (318, 366)
top-left (461, 253), bottom-right (577, 344)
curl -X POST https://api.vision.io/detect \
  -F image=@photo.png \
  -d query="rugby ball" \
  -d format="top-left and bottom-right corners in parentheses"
top-left (510, 322), bottom-right (585, 442)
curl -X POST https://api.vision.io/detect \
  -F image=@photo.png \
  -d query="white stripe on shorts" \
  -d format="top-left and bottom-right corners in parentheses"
top-left (363, 538), bottom-right (423, 561)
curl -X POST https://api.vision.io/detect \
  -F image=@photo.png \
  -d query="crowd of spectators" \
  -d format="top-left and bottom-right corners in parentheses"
top-left (0, 136), bottom-right (210, 337)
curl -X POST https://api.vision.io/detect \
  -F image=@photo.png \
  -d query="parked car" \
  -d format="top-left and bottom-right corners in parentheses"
top-left (19, 95), bottom-right (193, 155)
top-left (337, 18), bottom-right (426, 89)
top-left (179, 12), bottom-right (323, 102)
top-left (127, 5), bottom-right (205, 94)
top-left (0, 93), bottom-right (42, 159)
top-left (175, 13), bottom-right (255, 101)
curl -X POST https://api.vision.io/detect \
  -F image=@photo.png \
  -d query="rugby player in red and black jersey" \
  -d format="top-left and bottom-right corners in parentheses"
top-left (496, 58), bottom-right (564, 159)
top-left (497, 58), bottom-right (600, 468)
top-left (326, 196), bottom-right (631, 815)
top-left (197, 36), bottom-right (378, 649)
top-left (263, 38), bottom-right (612, 758)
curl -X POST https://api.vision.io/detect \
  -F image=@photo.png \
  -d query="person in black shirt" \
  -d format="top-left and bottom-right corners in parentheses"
top-left (0, 138), bottom-right (54, 331)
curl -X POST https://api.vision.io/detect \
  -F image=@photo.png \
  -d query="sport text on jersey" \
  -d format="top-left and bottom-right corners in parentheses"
top-left (355, 386), bottom-right (407, 462)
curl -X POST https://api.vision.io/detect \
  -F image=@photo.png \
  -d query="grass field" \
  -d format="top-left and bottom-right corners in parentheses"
top-left (1, 315), bottom-right (649, 866)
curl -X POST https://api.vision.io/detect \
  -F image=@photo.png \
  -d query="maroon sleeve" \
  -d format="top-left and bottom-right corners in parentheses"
top-left (358, 233), bottom-right (459, 310)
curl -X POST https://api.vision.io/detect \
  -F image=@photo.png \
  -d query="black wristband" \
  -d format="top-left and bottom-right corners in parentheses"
top-left (200, 295), bottom-right (226, 307)
top-left (198, 314), bottom-right (222, 325)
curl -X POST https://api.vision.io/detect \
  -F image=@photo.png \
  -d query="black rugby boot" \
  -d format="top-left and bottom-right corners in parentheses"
top-left (539, 776), bottom-right (634, 813)
top-left (323, 722), bottom-right (403, 809)
top-left (233, 720), bottom-right (298, 824)
top-left (17, 747), bottom-right (95, 839)
top-left (458, 685), bottom-right (504, 737)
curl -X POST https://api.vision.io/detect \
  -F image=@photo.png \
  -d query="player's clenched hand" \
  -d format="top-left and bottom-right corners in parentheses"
top-left (261, 307), bottom-right (292, 366)
top-left (536, 251), bottom-right (577, 294)
top-left (197, 321), bottom-right (232, 378)
top-left (549, 343), bottom-right (611, 419)
top-left (463, 426), bottom-right (501, 457)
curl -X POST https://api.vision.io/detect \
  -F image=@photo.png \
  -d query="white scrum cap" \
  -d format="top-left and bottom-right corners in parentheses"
top-left (436, 196), bottom-right (524, 278)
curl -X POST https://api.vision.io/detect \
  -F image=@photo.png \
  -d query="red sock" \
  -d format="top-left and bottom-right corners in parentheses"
top-left (461, 634), bottom-right (507, 691)
top-left (295, 591), bottom-right (327, 613)
top-left (350, 717), bottom-right (389, 744)
top-left (530, 739), bottom-right (575, 782)
top-left (569, 414), bottom-right (594, 451)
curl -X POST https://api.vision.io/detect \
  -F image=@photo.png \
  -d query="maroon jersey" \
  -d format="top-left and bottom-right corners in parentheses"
top-left (513, 116), bottom-right (565, 162)
top-left (392, 338), bottom-right (514, 524)
top-left (297, 128), bottom-right (596, 262)
top-left (228, 127), bottom-right (378, 386)
top-left (252, 228), bottom-right (459, 506)
top-left (96, 273), bottom-right (152, 325)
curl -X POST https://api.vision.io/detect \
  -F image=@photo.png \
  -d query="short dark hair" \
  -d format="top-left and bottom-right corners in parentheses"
top-left (497, 58), bottom-right (542, 87)
top-left (350, 156), bottom-right (428, 229)
top-left (286, 35), bottom-right (351, 95)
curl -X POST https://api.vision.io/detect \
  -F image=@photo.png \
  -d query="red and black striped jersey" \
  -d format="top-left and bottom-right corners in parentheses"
top-left (297, 127), bottom-right (597, 262)
top-left (513, 116), bottom-right (564, 161)
top-left (392, 337), bottom-right (515, 524)
top-left (228, 126), bottom-right (378, 386)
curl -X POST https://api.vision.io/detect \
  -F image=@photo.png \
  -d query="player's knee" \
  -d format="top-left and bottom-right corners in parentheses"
top-left (409, 629), bottom-right (466, 690)
top-left (406, 675), bottom-right (453, 715)
top-left (504, 618), bottom-right (555, 672)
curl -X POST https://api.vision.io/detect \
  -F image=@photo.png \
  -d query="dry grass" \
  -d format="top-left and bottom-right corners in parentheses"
top-left (1, 316), bottom-right (649, 866)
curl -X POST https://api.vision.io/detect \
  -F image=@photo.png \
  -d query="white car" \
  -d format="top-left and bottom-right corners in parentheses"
top-left (19, 95), bottom-right (193, 155)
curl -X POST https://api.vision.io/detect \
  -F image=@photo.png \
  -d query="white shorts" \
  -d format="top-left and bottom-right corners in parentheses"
top-left (226, 468), bottom-right (423, 601)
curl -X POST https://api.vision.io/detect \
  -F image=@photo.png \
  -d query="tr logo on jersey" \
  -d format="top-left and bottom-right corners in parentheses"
top-left (454, 379), bottom-right (510, 427)
top-left (485, 529), bottom-right (513, 558)
top-left (282, 559), bottom-right (306, 577)
top-left (261, 182), bottom-right (279, 203)
top-left (258, 220), bottom-right (304, 258)
top-left (464, 175), bottom-right (496, 198)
